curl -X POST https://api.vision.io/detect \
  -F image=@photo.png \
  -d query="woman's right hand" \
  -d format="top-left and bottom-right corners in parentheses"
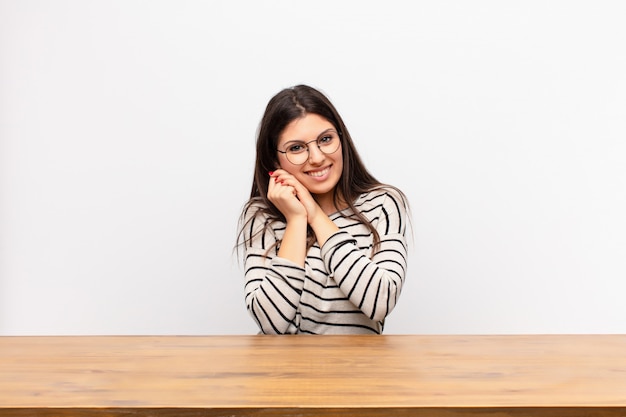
top-left (267, 171), bottom-right (307, 221)
top-left (269, 169), bottom-right (339, 249)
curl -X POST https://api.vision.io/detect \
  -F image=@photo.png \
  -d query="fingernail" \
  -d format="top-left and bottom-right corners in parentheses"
top-left (268, 171), bottom-right (274, 176)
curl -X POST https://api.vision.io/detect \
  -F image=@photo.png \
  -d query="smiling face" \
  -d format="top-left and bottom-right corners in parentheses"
top-left (277, 113), bottom-right (343, 210)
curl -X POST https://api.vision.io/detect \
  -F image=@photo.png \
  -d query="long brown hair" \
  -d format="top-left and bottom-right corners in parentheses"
top-left (238, 84), bottom-right (406, 251)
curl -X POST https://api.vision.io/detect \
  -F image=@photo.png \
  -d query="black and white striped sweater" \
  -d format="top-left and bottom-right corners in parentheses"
top-left (243, 187), bottom-right (409, 334)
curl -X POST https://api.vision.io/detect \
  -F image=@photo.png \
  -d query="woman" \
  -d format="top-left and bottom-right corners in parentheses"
top-left (238, 84), bottom-right (410, 334)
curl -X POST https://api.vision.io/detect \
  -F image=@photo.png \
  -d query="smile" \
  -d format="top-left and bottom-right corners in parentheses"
top-left (306, 166), bottom-right (330, 178)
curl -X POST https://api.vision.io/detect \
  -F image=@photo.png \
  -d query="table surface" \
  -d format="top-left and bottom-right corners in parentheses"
top-left (1, 334), bottom-right (625, 416)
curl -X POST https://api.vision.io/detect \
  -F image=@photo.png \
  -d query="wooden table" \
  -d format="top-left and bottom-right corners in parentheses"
top-left (1, 335), bottom-right (625, 416)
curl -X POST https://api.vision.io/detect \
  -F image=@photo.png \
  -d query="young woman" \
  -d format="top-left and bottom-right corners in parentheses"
top-left (238, 85), bottom-right (410, 334)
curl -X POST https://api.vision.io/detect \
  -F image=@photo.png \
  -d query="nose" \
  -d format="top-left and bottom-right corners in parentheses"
top-left (307, 143), bottom-right (325, 164)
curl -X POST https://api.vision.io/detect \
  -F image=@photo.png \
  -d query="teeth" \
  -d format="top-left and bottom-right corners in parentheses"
top-left (308, 167), bottom-right (329, 177)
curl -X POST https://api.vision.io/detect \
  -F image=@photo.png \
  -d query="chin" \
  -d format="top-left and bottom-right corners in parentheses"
top-left (309, 184), bottom-right (337, 196)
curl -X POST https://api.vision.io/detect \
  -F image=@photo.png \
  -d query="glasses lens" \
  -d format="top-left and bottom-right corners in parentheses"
top-left (287, 151), bottom-right (308, 165)
top-left (284, 132), bottom-right (341, 165)
top-left (319, 133), bottom-right (340, 155)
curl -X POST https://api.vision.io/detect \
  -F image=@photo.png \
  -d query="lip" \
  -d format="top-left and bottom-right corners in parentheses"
top-left (305, 165), bottom-right (331, 180)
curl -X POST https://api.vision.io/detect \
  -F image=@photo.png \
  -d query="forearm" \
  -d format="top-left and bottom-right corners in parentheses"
top-left (277, 215), bottom-right (308, 267)
top-left (321, 231), bottom-right (407, 322)
top-left (309, 210), bottom-right (339, 248)
top-left (244, 252), bottom-right (305, 334)
top-left (242, 205), bottom-right (307, 334)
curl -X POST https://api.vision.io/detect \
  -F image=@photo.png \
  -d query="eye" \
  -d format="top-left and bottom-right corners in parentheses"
top-left (287, 143), bottom-right (306, 154)
top-left (319, 135), bottom-right (334, 145)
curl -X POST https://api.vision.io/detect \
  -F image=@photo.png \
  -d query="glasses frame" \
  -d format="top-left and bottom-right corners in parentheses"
top-left (276, 131), bottom-right (341, 165)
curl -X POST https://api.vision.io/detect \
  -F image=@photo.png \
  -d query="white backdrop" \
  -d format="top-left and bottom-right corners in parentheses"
top-left (1, 0), bottom-right (625, 335)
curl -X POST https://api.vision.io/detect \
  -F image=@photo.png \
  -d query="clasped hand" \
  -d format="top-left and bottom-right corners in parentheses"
top-left (268, 170), bottom-right (320, 223)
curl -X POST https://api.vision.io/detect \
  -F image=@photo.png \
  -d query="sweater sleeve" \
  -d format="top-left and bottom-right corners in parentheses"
top-left (242, 205), bottom-right (306, 334)
top-left (320, 189), bottom-right (409, 322)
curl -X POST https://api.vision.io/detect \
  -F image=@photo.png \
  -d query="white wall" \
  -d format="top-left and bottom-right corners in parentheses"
top-left (1, 0), bottom-right (625, 335)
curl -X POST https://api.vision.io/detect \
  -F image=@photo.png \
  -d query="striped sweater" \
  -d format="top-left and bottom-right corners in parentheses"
top-left (242, 187), bottom-right (409, 334)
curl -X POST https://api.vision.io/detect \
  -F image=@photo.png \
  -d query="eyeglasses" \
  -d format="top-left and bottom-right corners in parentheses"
top-left (277, 130), bottom-right (341, 165)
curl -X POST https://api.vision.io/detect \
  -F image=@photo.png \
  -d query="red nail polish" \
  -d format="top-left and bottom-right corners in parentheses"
top-left (268, 171), bottom-right (274, 176)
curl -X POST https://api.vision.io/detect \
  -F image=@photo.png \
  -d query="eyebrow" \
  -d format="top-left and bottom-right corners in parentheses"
top-left (283, 128), bottom-right (337, 145)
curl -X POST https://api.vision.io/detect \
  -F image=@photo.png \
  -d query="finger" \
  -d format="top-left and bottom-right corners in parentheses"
top-left (274, 173), bottom-right (289, 182)
top-left (291, 180), bottom-right (311, 199)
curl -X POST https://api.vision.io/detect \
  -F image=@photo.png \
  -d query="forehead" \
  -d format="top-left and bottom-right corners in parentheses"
top-left (278, 113), bottom-right (335, 145)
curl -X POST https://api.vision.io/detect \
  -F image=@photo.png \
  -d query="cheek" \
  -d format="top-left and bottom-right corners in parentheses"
top-left (334, 150), bottom-right (344, 171)
top-left (282, 165), bottom-right (300, 177)
top-left (277, 157), bottom-right (298, 175)
top-left (276, 155), bottom-right (287, 170)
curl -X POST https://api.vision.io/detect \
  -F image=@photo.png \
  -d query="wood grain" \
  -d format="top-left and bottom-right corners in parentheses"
top-left (1, 335), bottom-right (625, 416)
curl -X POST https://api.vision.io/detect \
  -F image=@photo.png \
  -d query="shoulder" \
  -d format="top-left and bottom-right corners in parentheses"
top-left (241, 198), bottom-right (283, 235)
top-left (354, 186), bottom-right (408, 213)
top-left (352, 186), bottom-right (410, 235)
top-left (242, 198), bottom-right (267, 221)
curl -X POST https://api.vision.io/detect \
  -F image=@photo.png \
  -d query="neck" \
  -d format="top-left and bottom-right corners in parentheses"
top-left (315, 191), bottom-right (347, 216)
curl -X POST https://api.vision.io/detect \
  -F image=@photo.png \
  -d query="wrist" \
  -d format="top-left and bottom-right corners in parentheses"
top-left (309, 211), bottom-right (339, 247)
top-left (285, 213), bottom-right (308, 226)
